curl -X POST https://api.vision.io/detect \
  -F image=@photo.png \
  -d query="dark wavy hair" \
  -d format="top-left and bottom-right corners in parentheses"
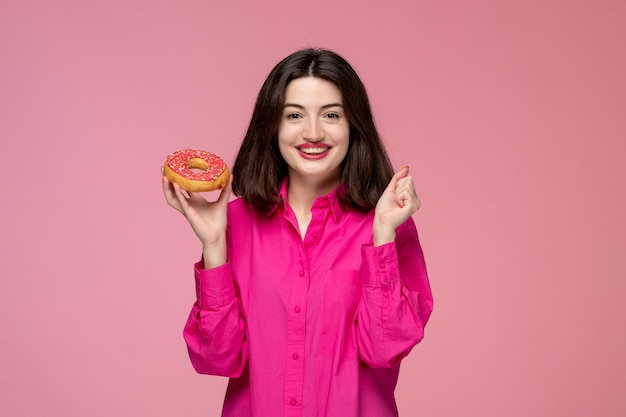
top-left (231, 48), bottom-right (394, 213)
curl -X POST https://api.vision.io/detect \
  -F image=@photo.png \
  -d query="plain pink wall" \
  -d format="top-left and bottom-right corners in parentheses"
top-left (1, 1), bottom-right (624, 416)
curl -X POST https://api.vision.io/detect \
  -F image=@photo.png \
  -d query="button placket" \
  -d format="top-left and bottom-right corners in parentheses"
top-left (284, 249), bottom-right (307, 415)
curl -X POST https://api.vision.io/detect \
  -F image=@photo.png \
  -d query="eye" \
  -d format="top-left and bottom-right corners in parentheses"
top-left (286, 113), bottom-right (302, 120)
top-left (325, 112), bottom-right (340, 119)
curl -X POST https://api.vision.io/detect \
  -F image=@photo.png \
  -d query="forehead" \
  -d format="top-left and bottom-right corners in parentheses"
top-left (284, 77), bottom-right (343, 104)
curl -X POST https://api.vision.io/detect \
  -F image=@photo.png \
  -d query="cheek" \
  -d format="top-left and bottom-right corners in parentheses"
top-left (337, 127), bottom-right (350, 149)
top-left (337, 123), bottom-right (350, 142)
top-left (340, 146), bottom-right (350, 162)
top-left (339, 137), bottom-right (351, 161)
top-left (278, 123), bottom-right (297, 143)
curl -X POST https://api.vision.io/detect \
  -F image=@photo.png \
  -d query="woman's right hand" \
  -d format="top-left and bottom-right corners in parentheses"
top-left (162, 171), bottom-right (232, 268)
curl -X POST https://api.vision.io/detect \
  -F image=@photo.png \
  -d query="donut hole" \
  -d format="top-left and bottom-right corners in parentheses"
top-left (187, 158), bottom-right (209, 174)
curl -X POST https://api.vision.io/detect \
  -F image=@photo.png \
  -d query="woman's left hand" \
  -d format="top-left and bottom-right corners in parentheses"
top-left (373, 166), bottom-right (421, 245)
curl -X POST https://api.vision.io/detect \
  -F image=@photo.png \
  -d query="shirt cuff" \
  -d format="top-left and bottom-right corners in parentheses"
top-left (361, 242), bottom-right (400, 286)
top-left (194, 261), bottom-right (236, 308)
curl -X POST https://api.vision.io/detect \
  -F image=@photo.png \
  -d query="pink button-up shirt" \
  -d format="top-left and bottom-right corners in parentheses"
top-left (183, 182), bottom-right (433, 417)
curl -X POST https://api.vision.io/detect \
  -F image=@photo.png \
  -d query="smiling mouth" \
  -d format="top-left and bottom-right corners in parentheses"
top-left (297, 147), bottom-right (330, 155)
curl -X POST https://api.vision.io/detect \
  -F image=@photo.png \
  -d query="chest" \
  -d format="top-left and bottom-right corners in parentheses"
top-left (228, 208), bottom-right (374, 307)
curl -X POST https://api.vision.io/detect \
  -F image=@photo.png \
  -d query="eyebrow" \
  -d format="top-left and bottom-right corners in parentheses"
top-left (283, 102), bottom-right (343, 110)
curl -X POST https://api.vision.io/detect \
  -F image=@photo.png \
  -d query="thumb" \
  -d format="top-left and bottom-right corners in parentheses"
top-left (384, 165), bottom-right (409, 192)
top-left (396, 165), bottom-right (410, 179)
top-left (217, 174), bottom-right (234, 205)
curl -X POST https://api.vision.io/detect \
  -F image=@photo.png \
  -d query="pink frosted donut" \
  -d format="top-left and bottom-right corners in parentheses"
top-left (163, 149), bottom-right (230, 192)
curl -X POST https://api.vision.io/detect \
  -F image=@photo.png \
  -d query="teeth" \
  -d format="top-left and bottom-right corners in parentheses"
top-left (299, 147), bottom-right (328, 155)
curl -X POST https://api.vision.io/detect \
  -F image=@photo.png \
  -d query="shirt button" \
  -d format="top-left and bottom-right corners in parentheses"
top-left (298, 270), bottom-right (304, 277)
top-left (294, 306), bottom-right (301, 313)
top-left (379, 262), bottom-right (385, 269)
top-left (312, 232), bottom-right (319, 239)
top-left (290, 397), bottom-right (297, 406)
top-left (292, 352), bottom-right (299, 360)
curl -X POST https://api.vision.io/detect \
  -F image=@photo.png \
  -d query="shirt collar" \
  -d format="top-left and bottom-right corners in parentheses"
top-left (269, 177), bottom-right (346, 222)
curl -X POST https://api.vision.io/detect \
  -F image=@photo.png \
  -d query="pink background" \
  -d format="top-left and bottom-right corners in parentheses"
top-left (1, 1), bottom-right (625, 416)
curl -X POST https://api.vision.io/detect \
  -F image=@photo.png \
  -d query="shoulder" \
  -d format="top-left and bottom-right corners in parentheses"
top-left (227, 197), bottom-right (270, 225)
top-left (227, 197), bottom-right (256, 218)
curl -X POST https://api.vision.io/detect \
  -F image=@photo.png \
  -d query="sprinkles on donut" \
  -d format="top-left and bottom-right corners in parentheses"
top-left (164, 149), bottom-right (230, 192)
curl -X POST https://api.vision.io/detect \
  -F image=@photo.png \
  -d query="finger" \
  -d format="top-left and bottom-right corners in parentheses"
top-left (160, 167), bottom-right (169, 198)
top-left (172, 182), bottom-right (190, 213)
top-left (161, 174), bottom-right (169, 194)
top-left (397, 187), bottom-right (421, 212)
top-left (405, 180), bottom-right (418, 203)
top-left (162, 176), bottom-right (183, 211)
top-left (391, 166), bottom-right (410, 188)
top-left (187, 190), bottom-right (207, 205)
top-left (397, 189), bottom-right (408, 209)
top-left (392, 168), bottom-right (410, 207)
top-left (401, 176), bottom-right (421, 211)
top-left (395, 175), bottom-right (413, 191)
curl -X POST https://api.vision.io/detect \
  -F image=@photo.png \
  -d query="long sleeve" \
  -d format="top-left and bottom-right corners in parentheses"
top-left (356, 218), bottom-right (433, 368)
top-left (183, 261), bottom-right (249, 377)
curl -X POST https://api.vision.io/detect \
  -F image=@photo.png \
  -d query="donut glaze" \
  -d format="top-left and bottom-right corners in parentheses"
top-left (164, 149), bottom-right (230, 192)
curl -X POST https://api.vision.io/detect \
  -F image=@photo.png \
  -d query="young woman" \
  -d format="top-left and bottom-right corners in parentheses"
top-left (162, 48), bottom-right (433, 417)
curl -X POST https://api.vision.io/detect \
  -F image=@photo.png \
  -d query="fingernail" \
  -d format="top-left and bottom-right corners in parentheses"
top-left (402, 165), bottom-right (409, 170)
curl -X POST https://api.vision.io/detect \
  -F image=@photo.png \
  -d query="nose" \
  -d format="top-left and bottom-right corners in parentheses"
top-left (302, 118), bottom-right (324, 142)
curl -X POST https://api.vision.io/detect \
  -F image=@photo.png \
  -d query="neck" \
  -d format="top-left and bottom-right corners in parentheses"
top-left (286, 174), bottom-right (339, 214)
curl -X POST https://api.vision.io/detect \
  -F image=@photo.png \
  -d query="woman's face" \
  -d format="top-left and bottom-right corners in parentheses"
top-left (278, 76), bottom-right (350, 188)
